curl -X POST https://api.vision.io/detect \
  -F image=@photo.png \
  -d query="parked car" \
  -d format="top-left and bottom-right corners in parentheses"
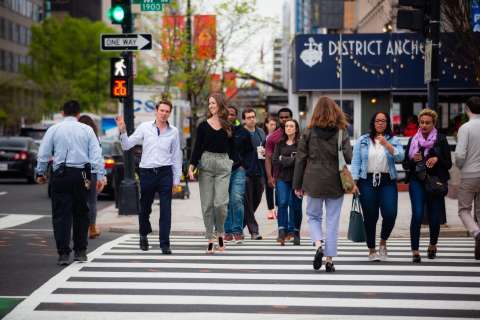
top-left (99, 137), bottom-right (125, 200)
top-left (19, 126), bottom-right (49, 146)
top-left (0, 137), bottom-right (38, 183)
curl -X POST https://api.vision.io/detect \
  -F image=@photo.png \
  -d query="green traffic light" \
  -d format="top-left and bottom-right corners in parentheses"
top-left (109, 5), bottom-right (125, 23)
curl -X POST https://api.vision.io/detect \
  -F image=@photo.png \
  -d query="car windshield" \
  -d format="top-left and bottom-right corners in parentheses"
top-left (20, 128), bottom-right (47, 140)
top-left (0, 139), bottom-right (28, 149)
top-left (101, 142), bottom-right (114, 156)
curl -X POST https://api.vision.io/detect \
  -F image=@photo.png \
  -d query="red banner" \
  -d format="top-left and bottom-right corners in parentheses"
top-left (161, 16), bottom-right (185, 60)
top-left (210, 73), bottom-right (222, 92)
top-left (194, 15), bottom-right (216, 60)
top-left (224, 72), bottom-right (238, 98)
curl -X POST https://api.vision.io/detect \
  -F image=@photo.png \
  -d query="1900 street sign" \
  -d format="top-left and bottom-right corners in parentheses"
top-left (101, 34), bottom-right (152, 51)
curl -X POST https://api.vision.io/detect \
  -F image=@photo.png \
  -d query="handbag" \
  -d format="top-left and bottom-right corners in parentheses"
top-left (347, 194), bottom-right (366, 242)
top-left (337, 129), bottom-right (355, 193)
top-left (424, 174), bottom-right (448, 197)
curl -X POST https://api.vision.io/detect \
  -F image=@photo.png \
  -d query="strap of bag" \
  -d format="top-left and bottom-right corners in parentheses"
top-left (337, 129), bottom-right (346, 171)
top-left (351, 194), bottom-right (362, 214)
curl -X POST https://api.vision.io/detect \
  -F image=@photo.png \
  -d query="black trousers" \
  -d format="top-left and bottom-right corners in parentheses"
top-left (51, 168), bottom-right (89, 255)
top-left (244, 175), bottom-right (264, 235)
top-left (139, 166), bottom-right (173, 249)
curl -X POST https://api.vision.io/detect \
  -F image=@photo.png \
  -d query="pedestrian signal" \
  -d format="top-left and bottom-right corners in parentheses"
top-left (111, 57), bottom-right (129, 98)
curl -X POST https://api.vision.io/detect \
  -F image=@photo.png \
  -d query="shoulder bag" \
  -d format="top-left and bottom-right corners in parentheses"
top-left (338, 129), bottom-right (355, 193)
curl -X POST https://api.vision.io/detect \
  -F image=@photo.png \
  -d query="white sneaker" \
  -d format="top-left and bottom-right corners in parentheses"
top-left (368, 252), bottom-right (381, 262)
top-left (378, 245), bottom-right (388, 261)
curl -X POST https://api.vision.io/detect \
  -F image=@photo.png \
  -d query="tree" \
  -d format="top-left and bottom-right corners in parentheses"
top-left (141, 0), bottom-right (273, 107)
top-left (442, 0), bottom-right (480, 84)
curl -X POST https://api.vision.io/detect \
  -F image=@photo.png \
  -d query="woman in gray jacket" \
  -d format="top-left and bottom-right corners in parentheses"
top-left (293, 96), bottom-right (354, 272)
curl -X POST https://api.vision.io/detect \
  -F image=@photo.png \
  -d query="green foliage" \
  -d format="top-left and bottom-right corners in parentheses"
top-left (135, 60), bottom-right (158, 85)
top-left (23, 17), bottom-right (117, 113)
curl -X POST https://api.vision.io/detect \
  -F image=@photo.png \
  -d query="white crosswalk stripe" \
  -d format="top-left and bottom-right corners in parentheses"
top-left (4, 234), bottom-right (480, 320)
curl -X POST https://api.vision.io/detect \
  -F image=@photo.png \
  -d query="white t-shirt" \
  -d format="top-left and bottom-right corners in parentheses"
top-left (367, 140), bottom-right (389, 174)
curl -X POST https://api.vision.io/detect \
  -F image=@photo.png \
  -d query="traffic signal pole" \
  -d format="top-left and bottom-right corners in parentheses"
top-left (118, 0), bottom-right (140, 215)
top-left (427, 0), bottom-right (440, 111)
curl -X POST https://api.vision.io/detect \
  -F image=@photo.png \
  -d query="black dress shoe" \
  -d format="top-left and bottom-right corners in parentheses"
top-left (427, 247), bottom-right (437, 259)
top-left (57, 253), bottom-right (70, 266)
top-left (293, 232), bottom-right (301, 246)
top-left (74, 250), bottom-right (87, 262)
top-left (412, 254), bottom-right (421, 263)
top-left (313, 247), bottom-right (324, 270)
top-left (325, 261), bottom-right (335, 273)
top-left (140, 235), bottom-right (149, 251)
top-left (161, 247), bottom-right (172, 255)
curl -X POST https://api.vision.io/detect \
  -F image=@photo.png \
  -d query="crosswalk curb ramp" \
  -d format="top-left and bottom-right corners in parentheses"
top-left (4, 235), bottom-right (480, 319)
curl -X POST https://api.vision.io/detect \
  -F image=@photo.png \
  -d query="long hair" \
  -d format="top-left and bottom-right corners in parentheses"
top-left (369, 111), bottom-right (393, 142)
top-left (307, 96), bottom-right (348, 129)
top-left (281, 119), bottom-right (300, 144)
top-left (78, 114), bottom-right (98, 137)
top-left (207, 92), bottom-right (232, 137)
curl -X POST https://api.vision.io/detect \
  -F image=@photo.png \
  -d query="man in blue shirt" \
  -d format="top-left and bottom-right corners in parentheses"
top-left (116, 100), bottom-right (182, 254)
top-left (36, 100), bottom-right (105, 266)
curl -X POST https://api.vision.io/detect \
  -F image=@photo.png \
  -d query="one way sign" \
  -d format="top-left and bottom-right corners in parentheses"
top-left (101, 34), bottom-right (152, 51)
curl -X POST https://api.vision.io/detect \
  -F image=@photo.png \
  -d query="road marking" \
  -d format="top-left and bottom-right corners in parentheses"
top-left (0, 191), bottom-right (7, 196)
top-left (0, 214), bottom-right (47, 230)
top-left (4, 235), bottom-right (480, 320)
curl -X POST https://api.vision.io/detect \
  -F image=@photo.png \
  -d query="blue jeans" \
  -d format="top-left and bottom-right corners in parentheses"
top-left (358, 174), bottom-right (398, 249)
top-left (409, 178), bottom-right (442, 250)
top-left (224, 168), bottom-right (246, 234)
top-left (276, 180), bottom-right (302, 232)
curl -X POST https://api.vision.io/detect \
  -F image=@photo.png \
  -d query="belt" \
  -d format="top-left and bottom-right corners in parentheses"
top-left (140, 166), bottom-right (172, 174)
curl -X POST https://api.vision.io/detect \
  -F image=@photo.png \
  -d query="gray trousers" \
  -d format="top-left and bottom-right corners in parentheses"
top-left (87, 173), bottom-right (98, 224)
top-left (198, 152), bottom-right (232, 240)
top-left (458, 177), bottom-right (480, 236)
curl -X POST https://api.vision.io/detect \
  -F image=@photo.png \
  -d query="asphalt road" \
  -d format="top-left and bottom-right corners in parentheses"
top-left (0, 178), bottom-right (119, 319)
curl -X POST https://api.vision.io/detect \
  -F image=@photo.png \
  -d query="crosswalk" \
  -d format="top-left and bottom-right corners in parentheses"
top-left (4, 235), bottom-right (480, 320)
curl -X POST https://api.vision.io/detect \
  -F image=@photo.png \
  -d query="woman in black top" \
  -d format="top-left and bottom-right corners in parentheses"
top-left (188, 93), bottom-right (233, 254)
top-left (403, 108), bottom-right (452, 263)
top-left (272, 119), bottom-right (302, 246)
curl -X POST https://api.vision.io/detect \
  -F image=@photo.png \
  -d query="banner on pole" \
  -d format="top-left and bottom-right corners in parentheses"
top-left (194, 15), bottom-right (216, 60)
top-left (224, 72), bottom-right (238, 98)
top-left (161, 16), bottom-right (185, 60)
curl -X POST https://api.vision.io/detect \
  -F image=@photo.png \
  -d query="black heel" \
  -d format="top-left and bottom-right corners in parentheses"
top-left (427, 247), bottom-right (437, 259)
top-left (206, 242), bottom-right (214, 254)
top-left (325, 262), bottom-right (335, 273)
top-left (412, 254), bottom-right (421, 263)
top-left (218, 237), bottom-right (225, 252)
top-left (313, 247), bottom-right (323, 270)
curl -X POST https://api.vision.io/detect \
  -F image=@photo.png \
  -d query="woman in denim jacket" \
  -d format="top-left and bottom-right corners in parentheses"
top-left (351, 112), bottom-right (404, 261)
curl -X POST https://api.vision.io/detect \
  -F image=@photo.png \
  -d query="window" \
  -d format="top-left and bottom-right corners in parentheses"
top-left (5, 19), bottom-right (11, 41)
top-left (4, 51), bottom-right (12, 72)
top-left (0, 50), bottom-right (4, 71)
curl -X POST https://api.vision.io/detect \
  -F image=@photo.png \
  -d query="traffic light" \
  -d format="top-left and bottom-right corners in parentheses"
top-left (111, 57), bottom-right (129, 98)
top-left (396, 0), bottom-right (430, 35)
top-left (108, 0), bottom-right (130, 25)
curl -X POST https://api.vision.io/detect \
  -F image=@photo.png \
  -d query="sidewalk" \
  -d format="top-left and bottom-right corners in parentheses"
top-left (96, 181), bottom-right (469, 239)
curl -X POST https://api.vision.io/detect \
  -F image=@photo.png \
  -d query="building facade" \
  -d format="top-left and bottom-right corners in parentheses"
top-left (0, 0), bottom-right (44, 133)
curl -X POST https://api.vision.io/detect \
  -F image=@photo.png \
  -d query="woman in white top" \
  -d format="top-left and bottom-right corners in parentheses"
top-left (351, 112), bottom-right (405, 261)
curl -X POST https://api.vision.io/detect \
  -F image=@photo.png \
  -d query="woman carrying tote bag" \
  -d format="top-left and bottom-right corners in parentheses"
top-left (293, 96), bottom-right (355, 273)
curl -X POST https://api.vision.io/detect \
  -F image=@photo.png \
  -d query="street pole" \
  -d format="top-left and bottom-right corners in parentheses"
top-left (118, 0), bottom-right (140, 215)
top-left (427, 0), bottom-right (440, 111)
top-left (186, 0), bottom-right (194, 158)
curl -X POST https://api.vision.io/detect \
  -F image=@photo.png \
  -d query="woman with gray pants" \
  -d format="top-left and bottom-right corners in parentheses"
top-left (293, 96), bottom-right (354, 272)
top-left (188, 93), bottom-right (233, 254)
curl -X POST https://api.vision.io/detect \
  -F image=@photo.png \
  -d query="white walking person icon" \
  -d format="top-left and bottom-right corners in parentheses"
top-left (114, 59), bottom-right (127, 76)
top-left (300, 37), bottom-right (323, 68)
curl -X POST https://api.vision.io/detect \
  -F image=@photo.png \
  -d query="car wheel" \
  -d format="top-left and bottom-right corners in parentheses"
top-left (27, 173), bottom-right (35, 184)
